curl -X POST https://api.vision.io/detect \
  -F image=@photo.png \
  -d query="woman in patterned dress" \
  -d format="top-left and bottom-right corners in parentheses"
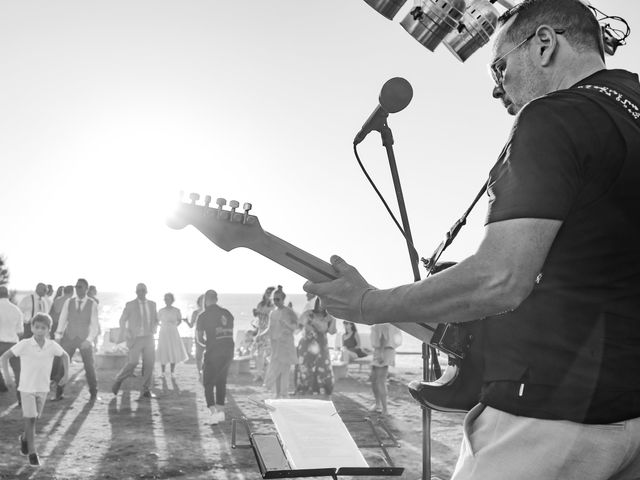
top-left (296, 298), bottom-right (336, 395)
top-left (251, 286), bottom-right (275, 382)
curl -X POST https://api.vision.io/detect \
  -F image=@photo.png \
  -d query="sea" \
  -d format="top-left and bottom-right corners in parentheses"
top-left (16, 291), bottom-right (427, 371)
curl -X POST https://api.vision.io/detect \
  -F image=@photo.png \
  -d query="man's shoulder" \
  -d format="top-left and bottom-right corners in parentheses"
top-left (54, 296), bottom-right (66, 307)
top-left (17, 293), bottom-right (33, 305)
top-left (0, 299), bottom-right (21, 312)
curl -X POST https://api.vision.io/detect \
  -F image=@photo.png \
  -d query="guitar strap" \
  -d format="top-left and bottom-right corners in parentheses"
top-left (422, 184), bottom-right (487, 276)
top-left (423, 82), bottom-right (640, 275)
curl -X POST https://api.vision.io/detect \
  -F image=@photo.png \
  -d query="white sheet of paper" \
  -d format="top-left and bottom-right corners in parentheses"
top-left (265, 399), bottom-right (368, 470)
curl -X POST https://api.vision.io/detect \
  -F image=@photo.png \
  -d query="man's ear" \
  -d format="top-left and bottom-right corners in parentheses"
top-left (535, 25), bottom-right (559, 67)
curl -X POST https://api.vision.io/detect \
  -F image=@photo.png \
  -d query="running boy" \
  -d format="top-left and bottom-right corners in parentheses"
top-left (0, 313), bottom-right (69, 466)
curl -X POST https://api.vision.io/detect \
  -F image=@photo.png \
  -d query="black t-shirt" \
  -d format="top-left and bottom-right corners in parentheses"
top-left (196, 304), bottom-right (234, 351)
top-left (480, 69), bottom-right (640, 423)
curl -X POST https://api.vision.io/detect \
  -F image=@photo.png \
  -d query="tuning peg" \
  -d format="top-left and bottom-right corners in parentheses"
top-left (242, 202), bottom-right (252, 224)
top-left (204, 195), bottom-right (212, 208)
top-left (229, 200), bottom-right (239, 220)
top-left (189, 192), bottom-right (200, 204)
top-left (215, 197), bottom-right (227, 218)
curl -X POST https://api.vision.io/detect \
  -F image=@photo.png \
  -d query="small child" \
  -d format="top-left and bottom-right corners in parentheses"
top-left (0, 313), bottom-right (70, 467)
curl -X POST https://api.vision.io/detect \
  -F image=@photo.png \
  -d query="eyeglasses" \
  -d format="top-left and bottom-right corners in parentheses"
top-left (489, 28), bottom-right (565, 86)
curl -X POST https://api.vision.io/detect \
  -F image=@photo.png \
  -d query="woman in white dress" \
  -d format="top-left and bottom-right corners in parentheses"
top-left (156, 293), bottom-right (188, 377)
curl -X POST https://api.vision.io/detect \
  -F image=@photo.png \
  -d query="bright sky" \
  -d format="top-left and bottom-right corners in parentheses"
top-left (1, 0), bottom-right (638, 294)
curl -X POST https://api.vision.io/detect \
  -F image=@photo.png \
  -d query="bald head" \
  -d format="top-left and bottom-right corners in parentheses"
top-left (204, 289), bottom-right (218, 307)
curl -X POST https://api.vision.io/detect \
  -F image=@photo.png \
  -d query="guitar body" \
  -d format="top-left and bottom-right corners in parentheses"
top-left (409, 320), bottom-right (484, 413)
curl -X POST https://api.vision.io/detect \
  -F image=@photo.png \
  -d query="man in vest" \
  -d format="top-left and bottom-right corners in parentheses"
top-left (111, 283), bottom-right (158, 399)
top-left (18, 283), bottom-right (51, 339)
top-left (55, 278), bottom-right (100, 401)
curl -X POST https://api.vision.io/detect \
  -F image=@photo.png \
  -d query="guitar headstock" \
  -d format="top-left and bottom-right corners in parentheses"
top-left (167, 193), bottom-right (266, 251)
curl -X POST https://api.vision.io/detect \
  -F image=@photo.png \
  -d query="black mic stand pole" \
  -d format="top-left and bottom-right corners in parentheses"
top-left (378, 122), bottom-right (434, 480)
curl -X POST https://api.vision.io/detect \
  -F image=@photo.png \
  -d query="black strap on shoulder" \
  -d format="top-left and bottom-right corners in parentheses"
top-left (422, 183), bottom-right (487, 275)
top-left (423, 82), bottom-right (640, 274)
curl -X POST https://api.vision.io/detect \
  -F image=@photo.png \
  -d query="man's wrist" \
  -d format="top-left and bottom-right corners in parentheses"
top-left (358, 288), bottom-right (375, 324)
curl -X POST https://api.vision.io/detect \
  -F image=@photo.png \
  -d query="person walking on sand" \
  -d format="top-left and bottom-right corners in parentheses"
top-left (48, 285), bottom-right (72, 394)
top-left (0, 313), bottom-right (69, 467)
top-left (111, 283), bottom-right (158, 399)
top-left (156, 292), bottom-right (188, 378)
top-left (369, 323), bottom-right (402, 415)
top-left (196, 289), bottom-right (234, 424)
top-left (251, 286), bottom-right (274, 383)
top-left (187, 294), bottom-right (205, 378)
top-left (258, 286), bottom-right (298, 398)
top-left (54, 278), bottom-right (100, 401)
top-left (0, 286), bottom-right (23, 401)
top-left (18, 283), bottom-right (51, 339)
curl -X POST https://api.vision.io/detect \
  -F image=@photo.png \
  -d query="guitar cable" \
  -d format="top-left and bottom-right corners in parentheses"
top-left (353, 143), bottom-right (421, 264)
top-left (353, 143), bottom-right (438, 334)
top-left (352, 144), bottom-right (488, 335)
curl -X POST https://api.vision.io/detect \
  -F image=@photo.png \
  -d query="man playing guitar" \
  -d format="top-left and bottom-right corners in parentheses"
top-left (305, 1), bottom-right (640, 478)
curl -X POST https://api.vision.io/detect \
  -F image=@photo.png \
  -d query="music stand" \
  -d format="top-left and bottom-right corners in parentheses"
top-left (231, 399), bottom-right (404, 479)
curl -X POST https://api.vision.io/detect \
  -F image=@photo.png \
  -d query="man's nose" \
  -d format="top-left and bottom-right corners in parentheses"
top-left (492, 84), bottom-right (505, 99)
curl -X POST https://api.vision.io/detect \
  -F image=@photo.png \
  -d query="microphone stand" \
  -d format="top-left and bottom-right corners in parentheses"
top-left (376, 121), bottom-right (434, 480)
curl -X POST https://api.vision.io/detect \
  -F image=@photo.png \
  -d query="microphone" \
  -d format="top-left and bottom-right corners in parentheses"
top-left (353, 77), bottom-right (413, 145)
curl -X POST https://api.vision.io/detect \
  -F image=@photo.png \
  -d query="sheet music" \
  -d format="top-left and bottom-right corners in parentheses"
top-left (265, 399), bottom-right (368, 470)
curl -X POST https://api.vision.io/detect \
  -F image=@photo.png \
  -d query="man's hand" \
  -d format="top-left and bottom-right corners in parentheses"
top-left (5, 377), bottom-right (15, 389)
top-left (80, 339), bottom-right (92, 350)
top-left (303, 255), bottom-right (375, 324)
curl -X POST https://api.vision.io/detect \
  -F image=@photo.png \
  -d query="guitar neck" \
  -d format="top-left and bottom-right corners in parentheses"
top-left (248, 231), bottom-right (434, 344)
top-left (254, 231), bottom-right (338, 283)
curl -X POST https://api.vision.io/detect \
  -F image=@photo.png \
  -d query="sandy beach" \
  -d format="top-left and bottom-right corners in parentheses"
top-left (0, 356), bottom-right (463, 480)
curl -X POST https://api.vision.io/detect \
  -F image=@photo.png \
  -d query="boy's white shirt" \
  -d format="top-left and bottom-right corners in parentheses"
top-left (11, 337), bottom-right (64, 392)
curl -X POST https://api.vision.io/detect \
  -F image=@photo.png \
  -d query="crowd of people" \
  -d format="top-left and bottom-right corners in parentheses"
top-left (0, 279), bottom-right (402, 468)
top-left (245, 285), bottom-right (402, 414)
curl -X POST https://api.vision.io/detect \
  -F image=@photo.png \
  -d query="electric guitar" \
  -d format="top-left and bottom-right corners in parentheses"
top-left (167, 194), bottom-right (482, 412)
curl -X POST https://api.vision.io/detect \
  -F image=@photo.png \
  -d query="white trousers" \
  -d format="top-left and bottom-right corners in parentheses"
top-left (452, 404), bottom-right (640, 480)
